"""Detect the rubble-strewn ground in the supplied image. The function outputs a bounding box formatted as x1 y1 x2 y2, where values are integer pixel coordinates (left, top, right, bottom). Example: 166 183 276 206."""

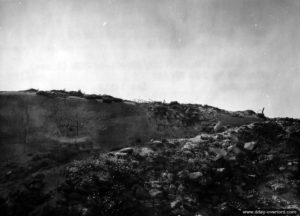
1 117 300 216
0 90 299 215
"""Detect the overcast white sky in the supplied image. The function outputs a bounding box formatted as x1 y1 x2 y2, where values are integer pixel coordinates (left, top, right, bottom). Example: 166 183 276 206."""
0 0 299 117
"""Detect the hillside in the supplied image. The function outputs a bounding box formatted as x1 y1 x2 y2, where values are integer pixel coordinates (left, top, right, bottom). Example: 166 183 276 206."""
0 90 299 216
0 90 262 163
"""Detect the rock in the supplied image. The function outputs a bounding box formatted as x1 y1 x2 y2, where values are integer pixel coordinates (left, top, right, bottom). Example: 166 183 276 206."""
131 160 140 166
150 140 164 148
138 147 154 157
69 167 79 173
188 171 203 180
170 199 181 209
228 156 236 161
81 207 89 216
209 147 227 160
181 142 197 151
214 121 223 132
178 170 189 179
217 168 225 173
162 172 174 182
148 180 162 189
233 147 241 154
228 145 241 154
119 147 134 154
94 171 111 182
6 170 12 176
115 152 128 158
269 182 288 194
183 195 197 210
189 135 203 143
244 141 257 151
177 184 185 193
149 189 163 198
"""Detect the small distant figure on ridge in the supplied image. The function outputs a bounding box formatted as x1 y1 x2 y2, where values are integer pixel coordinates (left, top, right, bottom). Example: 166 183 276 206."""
258 107 266 119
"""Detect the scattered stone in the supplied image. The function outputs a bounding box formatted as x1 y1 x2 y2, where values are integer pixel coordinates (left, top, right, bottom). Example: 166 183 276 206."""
178 170 189 179
228 156 236 161
188 172 203 180
209 147 227 160
148 180 162 189
162 172 174 182
181 142 197 151
227 145 241 154
150 140 164 149
115 152 128 158
170 199 181 209
189 135 203 143
244 141 257 151
216 168 225 173
177 184 185 193
183 195 197 210
278 166 286 171
138 147 154 157
68 167 79 173
118 147 134 154
270 183 288 194
2 110 300 216
214 121 223 132
149 189 163 198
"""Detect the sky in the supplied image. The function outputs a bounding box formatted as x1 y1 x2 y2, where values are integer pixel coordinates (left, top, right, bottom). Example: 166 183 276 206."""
0 0 299 118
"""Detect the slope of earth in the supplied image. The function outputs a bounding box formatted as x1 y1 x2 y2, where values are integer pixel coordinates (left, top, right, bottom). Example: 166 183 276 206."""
0 90 263 164
1 118 299 216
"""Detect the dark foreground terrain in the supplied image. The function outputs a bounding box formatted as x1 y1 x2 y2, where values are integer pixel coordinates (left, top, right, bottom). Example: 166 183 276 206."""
0 90 299 216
